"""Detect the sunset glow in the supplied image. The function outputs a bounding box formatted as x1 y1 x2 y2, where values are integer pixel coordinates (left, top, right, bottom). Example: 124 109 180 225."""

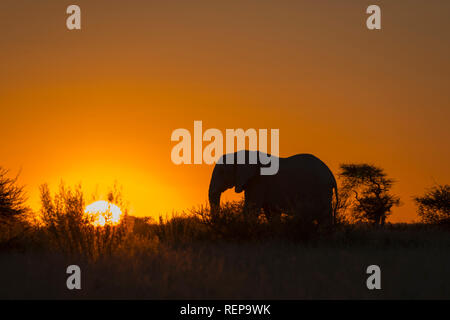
0 1 449 223
85 200 122 226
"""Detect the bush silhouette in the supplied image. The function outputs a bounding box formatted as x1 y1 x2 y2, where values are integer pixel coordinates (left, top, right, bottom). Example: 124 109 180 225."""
192 200 326 242
0 167 28 224
39 183 128 261
338 163 400 225
414 184 450 224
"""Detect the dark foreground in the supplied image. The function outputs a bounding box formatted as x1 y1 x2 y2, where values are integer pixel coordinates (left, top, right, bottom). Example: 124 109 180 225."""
1 223 449 299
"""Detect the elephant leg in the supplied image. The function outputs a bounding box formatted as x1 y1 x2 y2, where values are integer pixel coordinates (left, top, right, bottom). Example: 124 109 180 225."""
264 204 283 224
263 204 273 222
309 191 333 226
314 193 334 233
325 193 334 226
243 189 264 215
243 197 260 215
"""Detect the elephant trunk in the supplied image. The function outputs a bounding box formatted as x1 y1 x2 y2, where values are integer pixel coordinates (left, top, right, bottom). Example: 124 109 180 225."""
208 185 221 214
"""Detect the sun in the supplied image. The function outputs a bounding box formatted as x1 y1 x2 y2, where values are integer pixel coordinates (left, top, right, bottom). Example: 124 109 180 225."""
84 200 122 226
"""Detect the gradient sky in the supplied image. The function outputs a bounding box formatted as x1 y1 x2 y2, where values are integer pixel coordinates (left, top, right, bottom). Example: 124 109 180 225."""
1 1 449 222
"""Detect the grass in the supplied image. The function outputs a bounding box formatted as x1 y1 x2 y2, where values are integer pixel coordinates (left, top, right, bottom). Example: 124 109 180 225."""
1 198 450 299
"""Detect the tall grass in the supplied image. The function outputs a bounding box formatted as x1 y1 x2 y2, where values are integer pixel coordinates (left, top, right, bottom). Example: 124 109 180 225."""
38 184 129 261
2 188 450 298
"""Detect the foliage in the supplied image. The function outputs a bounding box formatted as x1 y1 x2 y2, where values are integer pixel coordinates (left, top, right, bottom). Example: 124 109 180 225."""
3 187 450 299
339 163 400 225
0 167 29 224
193 200 328 242
414 184 450 224
3 221 450 299
155 213 208 245
334 185 352 225
195 201 264 241
39 183 128 261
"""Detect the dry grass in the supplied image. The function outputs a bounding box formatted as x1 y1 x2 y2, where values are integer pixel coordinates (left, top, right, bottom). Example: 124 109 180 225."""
1 195 450 299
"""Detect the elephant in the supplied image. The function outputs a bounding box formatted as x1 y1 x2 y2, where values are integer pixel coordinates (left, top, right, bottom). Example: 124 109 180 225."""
208 150 338 225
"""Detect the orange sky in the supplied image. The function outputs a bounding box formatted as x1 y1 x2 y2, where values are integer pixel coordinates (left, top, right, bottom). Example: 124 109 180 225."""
1 1 449 222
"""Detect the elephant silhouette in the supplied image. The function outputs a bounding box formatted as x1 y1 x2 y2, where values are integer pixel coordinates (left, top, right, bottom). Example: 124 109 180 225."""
208 150 338 225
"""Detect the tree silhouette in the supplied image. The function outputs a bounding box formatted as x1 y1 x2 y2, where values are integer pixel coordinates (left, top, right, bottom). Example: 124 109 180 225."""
414 184 450 224
0 167 28 224
339 164 400 225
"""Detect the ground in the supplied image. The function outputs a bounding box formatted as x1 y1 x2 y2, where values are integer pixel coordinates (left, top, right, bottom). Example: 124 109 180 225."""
1 222 449 299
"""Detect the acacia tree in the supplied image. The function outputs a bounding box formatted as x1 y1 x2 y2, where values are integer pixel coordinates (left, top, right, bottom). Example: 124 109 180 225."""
414 184 450 224
0 167 28 224
339 164 400 225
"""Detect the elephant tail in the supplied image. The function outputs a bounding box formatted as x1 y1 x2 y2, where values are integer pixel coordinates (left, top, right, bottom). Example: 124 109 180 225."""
332 178 338 225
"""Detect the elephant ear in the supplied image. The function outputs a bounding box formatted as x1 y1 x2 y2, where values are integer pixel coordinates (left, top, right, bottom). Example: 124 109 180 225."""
235 163 259 193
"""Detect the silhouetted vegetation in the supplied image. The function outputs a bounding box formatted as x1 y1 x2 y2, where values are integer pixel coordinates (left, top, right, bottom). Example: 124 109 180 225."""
2 202 450 298
0 172 450 298
415 184 450 225
338 164 400 225
39 183 129 261
195 199 328 242
0 167 28 224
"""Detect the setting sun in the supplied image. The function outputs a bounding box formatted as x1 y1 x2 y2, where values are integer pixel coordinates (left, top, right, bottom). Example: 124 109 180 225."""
85 200 122 226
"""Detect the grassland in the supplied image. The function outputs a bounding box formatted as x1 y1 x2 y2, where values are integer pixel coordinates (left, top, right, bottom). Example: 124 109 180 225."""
1 204 450 299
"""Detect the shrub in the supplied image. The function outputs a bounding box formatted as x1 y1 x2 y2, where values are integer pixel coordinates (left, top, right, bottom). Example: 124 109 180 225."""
39 183 128 261
414 184 450 225
155 213 208 246
193 200 327 242
0 167 28 224
338 163 400 225
194 201 268 241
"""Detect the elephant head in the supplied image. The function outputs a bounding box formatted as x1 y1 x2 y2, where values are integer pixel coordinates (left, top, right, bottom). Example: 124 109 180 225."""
208 151 261 211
